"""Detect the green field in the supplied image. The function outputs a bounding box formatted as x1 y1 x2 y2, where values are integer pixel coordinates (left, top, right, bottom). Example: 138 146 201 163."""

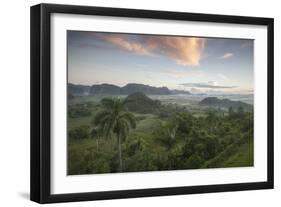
67 93 254 175
222 141 254 167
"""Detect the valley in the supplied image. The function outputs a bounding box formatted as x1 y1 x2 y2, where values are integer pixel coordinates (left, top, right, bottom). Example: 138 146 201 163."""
67 86 254 175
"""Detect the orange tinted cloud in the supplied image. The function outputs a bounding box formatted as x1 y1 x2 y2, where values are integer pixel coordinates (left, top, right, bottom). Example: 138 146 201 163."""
102 34 153 56
101 34 205 66
147 36 205 66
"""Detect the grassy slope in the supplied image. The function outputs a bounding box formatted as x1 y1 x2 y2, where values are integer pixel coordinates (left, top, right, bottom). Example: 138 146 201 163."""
202 140 253 168
222 140 253 167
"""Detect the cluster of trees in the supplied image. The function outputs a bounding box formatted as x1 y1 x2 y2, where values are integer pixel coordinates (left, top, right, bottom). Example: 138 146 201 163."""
68 103 92 118
68 97 253 175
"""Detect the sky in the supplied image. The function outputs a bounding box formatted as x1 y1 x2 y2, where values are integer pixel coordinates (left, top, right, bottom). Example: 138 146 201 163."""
67 31 254 94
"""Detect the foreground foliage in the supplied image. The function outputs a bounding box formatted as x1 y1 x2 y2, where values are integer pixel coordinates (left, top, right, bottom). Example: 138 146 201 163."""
68 94 253 175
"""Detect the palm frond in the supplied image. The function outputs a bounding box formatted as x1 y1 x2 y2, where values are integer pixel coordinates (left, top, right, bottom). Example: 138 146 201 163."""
93 110 111 125
97 116 114 138
120 112 136 129
104 118 116 138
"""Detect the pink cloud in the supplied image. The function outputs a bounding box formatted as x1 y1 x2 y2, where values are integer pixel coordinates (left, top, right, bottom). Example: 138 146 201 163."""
101 34 153 56
100 34 206 66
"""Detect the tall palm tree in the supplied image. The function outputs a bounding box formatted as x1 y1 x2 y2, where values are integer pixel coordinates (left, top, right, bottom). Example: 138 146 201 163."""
93 97 136 172
90 126 102 151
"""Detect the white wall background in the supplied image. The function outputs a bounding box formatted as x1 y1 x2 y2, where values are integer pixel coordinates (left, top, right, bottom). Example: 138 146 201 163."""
0 0 279 206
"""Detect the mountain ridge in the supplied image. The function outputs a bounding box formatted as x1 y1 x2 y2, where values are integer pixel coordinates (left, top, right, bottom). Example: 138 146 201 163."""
68 83 191 96
199 97 253 111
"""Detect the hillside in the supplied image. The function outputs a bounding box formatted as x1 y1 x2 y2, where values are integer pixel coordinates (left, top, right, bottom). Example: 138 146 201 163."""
90 84 121 95
199 97 253 111
124 92 160 113
222 141 254 167
202 140 253 168
68 83 90 95
122 83 170 95
68 83 190 96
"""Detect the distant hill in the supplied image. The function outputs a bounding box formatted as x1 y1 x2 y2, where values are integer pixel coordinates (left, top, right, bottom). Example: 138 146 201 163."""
68 83 190 96
90 84 121 95
199 97 253 111
124 92 160 113
68 83 90 96
121 83 171 95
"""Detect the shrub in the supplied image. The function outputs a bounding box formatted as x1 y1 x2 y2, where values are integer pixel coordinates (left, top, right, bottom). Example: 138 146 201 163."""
68 125 90 140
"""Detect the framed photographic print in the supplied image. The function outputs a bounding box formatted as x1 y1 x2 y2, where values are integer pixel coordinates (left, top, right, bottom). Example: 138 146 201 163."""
30 3 274 203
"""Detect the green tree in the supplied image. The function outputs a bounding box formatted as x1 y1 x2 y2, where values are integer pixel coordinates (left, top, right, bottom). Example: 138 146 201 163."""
184 153 204 169
90 126 102 151
237 106 244 117
205 110 218 133
157 121 178 150
228 106 234 116
175 112 193 134
156 121 179 169
68 125 90 140
93 98 136 172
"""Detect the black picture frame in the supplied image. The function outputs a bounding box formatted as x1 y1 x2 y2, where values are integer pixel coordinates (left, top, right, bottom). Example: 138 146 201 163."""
30 3 274 204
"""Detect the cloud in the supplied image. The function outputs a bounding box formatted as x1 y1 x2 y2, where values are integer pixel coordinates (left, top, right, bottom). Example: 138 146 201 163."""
179 82 237 89
102 34 153 56
207 81 217 86
99 34 206 66
220 53 233 59
145 36 206 66
190 87 202 93
217 73 229 81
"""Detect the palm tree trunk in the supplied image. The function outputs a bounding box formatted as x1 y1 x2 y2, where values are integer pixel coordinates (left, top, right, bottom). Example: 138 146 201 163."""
117 133 123 172
96 138 99 151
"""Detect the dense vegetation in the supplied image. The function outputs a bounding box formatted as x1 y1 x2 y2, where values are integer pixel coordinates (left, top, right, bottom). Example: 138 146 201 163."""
67 92 253 175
